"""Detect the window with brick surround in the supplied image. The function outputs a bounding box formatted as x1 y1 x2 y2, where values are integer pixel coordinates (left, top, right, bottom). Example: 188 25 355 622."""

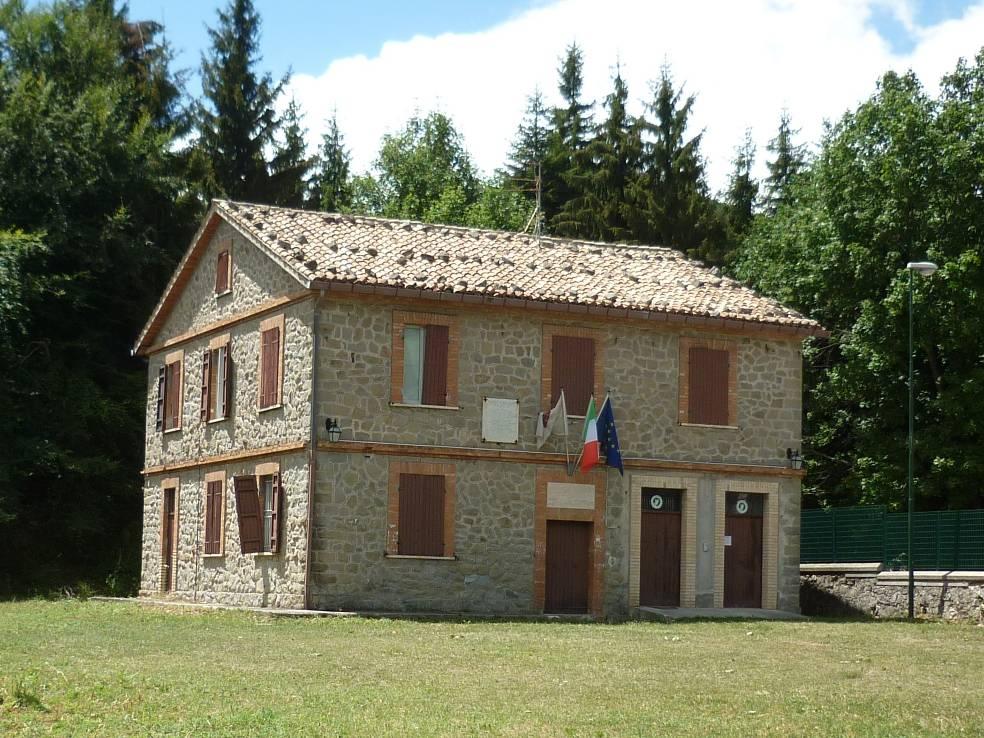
390 312 459 407
214 246 231 295
258 315 284 410
678 337 738 427
386 461 456 558
157 351 183 432
541 326 604 417
233 467 281 555
200 337 232 422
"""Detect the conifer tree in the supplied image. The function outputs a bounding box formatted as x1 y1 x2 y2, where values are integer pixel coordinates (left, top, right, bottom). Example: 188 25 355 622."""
268 98 310 208
197 0 288 202
506 89 549 200
544 43 593 237
725 129 758 237
764 110 807 212
309 113 353 212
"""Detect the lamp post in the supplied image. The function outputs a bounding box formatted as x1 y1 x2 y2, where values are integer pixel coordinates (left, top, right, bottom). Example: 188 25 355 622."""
905 261 937 620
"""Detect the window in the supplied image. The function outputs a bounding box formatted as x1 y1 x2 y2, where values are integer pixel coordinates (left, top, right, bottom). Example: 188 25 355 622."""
200 337 232 422
678 337 738 427
233 469 281 554
258 315 284 410
215 246 231 295
390 311 458 407
203 472 225 556
156 351 183 432
542 326 603 417
386 461 455 558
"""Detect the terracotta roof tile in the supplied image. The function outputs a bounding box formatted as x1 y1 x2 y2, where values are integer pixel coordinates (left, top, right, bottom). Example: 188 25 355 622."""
216 199 822 333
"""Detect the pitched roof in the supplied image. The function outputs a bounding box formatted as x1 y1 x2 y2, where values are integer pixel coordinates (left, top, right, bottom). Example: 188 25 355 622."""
134 199 823 354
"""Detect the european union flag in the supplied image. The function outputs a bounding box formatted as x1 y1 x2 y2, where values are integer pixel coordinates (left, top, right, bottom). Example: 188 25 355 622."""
597 396 623 475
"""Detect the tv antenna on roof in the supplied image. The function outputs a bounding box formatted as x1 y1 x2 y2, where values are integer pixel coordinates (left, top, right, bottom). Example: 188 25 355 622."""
521 162 544 239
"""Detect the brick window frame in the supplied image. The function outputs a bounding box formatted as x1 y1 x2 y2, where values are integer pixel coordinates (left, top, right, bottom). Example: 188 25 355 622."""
158 349 184 433
258 314 285 410
389 310 460 408
201 333 232 423
203 470 226 557
214 240 232 296
541 325 605 417
678 336 739 428
385 460 456 559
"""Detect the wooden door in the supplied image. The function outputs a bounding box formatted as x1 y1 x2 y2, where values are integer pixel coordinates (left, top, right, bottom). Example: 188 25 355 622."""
640 489 682 606
724 492 763 608
162 488 176 593
545 520 591 613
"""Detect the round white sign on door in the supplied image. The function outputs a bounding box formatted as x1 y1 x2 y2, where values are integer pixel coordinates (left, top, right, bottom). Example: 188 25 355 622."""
650 494 664 510
736 499 749 515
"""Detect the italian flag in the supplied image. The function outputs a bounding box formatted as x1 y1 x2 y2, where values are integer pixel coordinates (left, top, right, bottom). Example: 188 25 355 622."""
578 396 599 473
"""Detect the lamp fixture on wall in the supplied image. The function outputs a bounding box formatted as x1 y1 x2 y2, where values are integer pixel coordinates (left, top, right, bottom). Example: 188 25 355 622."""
786 448 804 470
325 417 342 443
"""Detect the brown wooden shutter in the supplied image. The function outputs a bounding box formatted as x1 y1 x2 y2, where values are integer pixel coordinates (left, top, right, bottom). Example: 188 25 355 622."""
155 366 166 432
200 350 211 422
233 475 263 554
551 336 595 415
421 324 449 406
215 250 229 293
269 472 283 554
688 347 730 426
259 328 279 408
204 480 222 555
165 361 181 430
397 473 445 557
221 345 232 418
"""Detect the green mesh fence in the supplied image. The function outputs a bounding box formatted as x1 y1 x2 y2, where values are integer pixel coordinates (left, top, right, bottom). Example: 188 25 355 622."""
801 506 984 570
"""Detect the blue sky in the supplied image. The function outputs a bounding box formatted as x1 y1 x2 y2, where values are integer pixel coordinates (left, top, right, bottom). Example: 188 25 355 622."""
115 0 984 189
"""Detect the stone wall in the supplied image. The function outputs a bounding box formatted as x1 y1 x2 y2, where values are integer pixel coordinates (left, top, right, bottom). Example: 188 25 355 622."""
315 298 803 465
139 452 309 608
801 566 984 622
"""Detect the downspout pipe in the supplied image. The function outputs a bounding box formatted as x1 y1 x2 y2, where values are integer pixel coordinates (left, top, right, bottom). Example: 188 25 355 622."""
303 290 323 610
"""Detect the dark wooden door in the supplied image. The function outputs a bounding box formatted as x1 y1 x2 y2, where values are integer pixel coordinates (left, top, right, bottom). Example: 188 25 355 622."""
639 489 682 606
545 520 591 613
724 493 763 608
162 488 176 592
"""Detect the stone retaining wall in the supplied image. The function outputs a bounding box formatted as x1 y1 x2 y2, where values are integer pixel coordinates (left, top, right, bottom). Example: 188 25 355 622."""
801 564 984 621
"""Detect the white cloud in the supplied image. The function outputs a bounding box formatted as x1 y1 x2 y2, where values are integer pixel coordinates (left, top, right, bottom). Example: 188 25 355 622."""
286 0 984 194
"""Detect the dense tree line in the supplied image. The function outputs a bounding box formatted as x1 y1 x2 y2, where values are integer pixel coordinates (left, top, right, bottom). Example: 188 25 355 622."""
0 0 980 594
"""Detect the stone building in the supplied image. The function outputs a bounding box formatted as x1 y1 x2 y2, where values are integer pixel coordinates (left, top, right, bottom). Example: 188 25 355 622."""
134 200 824 618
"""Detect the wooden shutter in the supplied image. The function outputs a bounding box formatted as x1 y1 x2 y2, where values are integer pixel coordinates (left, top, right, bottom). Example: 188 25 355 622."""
234 475 263 554
165 361 181 430
204 480 222 555
269 472 283 554
155 366 166 432
200 350 211 422
421 324 449 406
397 473 445 557
259 327 280 408
221 345 232 419
551 336 595 415
215 250 229 293
688 347 730 426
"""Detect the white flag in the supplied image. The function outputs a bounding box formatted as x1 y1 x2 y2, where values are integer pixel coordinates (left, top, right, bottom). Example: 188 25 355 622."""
536 390 568 449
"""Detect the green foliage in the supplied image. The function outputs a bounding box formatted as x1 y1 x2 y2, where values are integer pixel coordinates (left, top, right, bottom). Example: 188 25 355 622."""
724 129 758 239
763 110 808 213
735 52 984 509
505 88 548 196
309 113 353 212
0 0 197 595
268 98 310 208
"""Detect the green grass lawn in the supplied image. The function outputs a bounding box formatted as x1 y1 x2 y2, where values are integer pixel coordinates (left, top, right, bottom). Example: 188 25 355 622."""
1 601 982 737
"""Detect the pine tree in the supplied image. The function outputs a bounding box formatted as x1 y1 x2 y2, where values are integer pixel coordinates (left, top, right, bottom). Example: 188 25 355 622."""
267 99 310 208
506 89 549 199
197 0 288 202
309 113 353 212
582 65 643 242
633 66 709 251
725 129 758 237
544 43 593 237
764 110 807 212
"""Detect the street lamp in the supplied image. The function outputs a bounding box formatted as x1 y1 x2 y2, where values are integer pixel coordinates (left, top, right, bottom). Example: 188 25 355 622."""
905 261 937 620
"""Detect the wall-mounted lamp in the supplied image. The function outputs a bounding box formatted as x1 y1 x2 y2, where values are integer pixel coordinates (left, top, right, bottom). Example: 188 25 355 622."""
325 417 342 443
786 448 804 470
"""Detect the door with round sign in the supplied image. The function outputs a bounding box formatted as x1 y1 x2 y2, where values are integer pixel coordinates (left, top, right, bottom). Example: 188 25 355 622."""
724 492 764 607
639 488 682 607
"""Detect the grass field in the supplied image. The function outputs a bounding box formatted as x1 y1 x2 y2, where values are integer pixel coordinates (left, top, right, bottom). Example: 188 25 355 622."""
1 601 982 737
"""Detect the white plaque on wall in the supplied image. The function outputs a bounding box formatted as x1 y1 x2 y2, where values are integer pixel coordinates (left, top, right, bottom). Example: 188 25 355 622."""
482 397 519 444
